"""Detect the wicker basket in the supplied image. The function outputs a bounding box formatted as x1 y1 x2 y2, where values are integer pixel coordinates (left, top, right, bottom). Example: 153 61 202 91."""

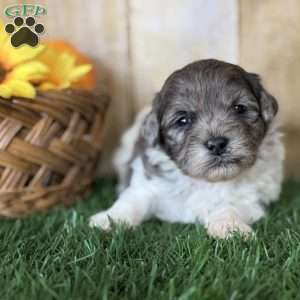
0 88 109 217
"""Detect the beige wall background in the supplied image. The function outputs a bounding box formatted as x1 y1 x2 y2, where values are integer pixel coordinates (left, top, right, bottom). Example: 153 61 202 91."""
1 0 299 177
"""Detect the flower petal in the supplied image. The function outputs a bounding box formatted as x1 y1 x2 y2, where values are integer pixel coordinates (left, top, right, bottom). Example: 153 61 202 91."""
0 20 9 49
37 41 94 90
69 64 92 82
9 61 49 81
0 84 12 98
5 79 36 98
6 44 46 67
39 82 56 90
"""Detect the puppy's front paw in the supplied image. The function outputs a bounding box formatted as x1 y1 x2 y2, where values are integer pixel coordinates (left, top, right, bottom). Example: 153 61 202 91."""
207 218 253 239
89 212 112 230
89 210 137 230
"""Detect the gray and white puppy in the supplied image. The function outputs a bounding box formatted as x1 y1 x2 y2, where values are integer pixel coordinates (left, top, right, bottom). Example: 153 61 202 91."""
90 59 284 239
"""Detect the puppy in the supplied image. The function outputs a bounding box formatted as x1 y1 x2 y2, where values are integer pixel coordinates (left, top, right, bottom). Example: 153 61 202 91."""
90 59 285 239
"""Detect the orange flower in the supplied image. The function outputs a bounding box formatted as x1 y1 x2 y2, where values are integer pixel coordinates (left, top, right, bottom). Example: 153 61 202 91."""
37 40 96 91
46 40 96 90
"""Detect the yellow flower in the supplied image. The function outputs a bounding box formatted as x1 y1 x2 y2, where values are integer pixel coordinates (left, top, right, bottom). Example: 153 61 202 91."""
0 20 48 99
37 40 93 90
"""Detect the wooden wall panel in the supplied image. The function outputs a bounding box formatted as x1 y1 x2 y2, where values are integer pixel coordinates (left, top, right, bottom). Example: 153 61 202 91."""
129 0 239 111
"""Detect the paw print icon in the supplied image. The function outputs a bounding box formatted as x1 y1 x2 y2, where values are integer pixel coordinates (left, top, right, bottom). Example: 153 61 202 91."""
5 16 44 47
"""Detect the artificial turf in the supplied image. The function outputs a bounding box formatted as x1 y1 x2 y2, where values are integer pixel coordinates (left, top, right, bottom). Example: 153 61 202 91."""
1 179 300 300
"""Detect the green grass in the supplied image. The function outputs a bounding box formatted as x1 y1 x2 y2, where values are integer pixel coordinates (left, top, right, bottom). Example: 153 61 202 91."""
1 179 300 300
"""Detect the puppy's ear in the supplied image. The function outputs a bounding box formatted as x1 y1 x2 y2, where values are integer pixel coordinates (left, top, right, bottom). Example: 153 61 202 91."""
246 73 278 124
140 94 160 147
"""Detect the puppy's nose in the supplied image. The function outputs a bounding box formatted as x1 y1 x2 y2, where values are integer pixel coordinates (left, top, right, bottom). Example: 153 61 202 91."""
205 137 229 155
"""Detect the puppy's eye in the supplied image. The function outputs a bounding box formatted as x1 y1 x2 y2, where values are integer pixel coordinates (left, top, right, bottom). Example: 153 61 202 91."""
174 112 193 127
176 116 189 126
233 104 248 114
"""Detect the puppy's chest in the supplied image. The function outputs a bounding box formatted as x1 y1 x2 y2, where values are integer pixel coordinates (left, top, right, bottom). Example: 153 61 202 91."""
152 169 235 223
135 148 256 223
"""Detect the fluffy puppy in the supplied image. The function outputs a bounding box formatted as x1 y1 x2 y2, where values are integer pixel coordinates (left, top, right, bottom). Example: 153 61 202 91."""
90 59 285 239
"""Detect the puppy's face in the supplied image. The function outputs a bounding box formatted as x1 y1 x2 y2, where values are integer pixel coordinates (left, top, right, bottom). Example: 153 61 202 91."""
143 59 278 181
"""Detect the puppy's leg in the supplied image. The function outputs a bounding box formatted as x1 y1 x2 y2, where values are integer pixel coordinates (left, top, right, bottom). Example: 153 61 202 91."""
206 207 254 239
89 186 155 230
